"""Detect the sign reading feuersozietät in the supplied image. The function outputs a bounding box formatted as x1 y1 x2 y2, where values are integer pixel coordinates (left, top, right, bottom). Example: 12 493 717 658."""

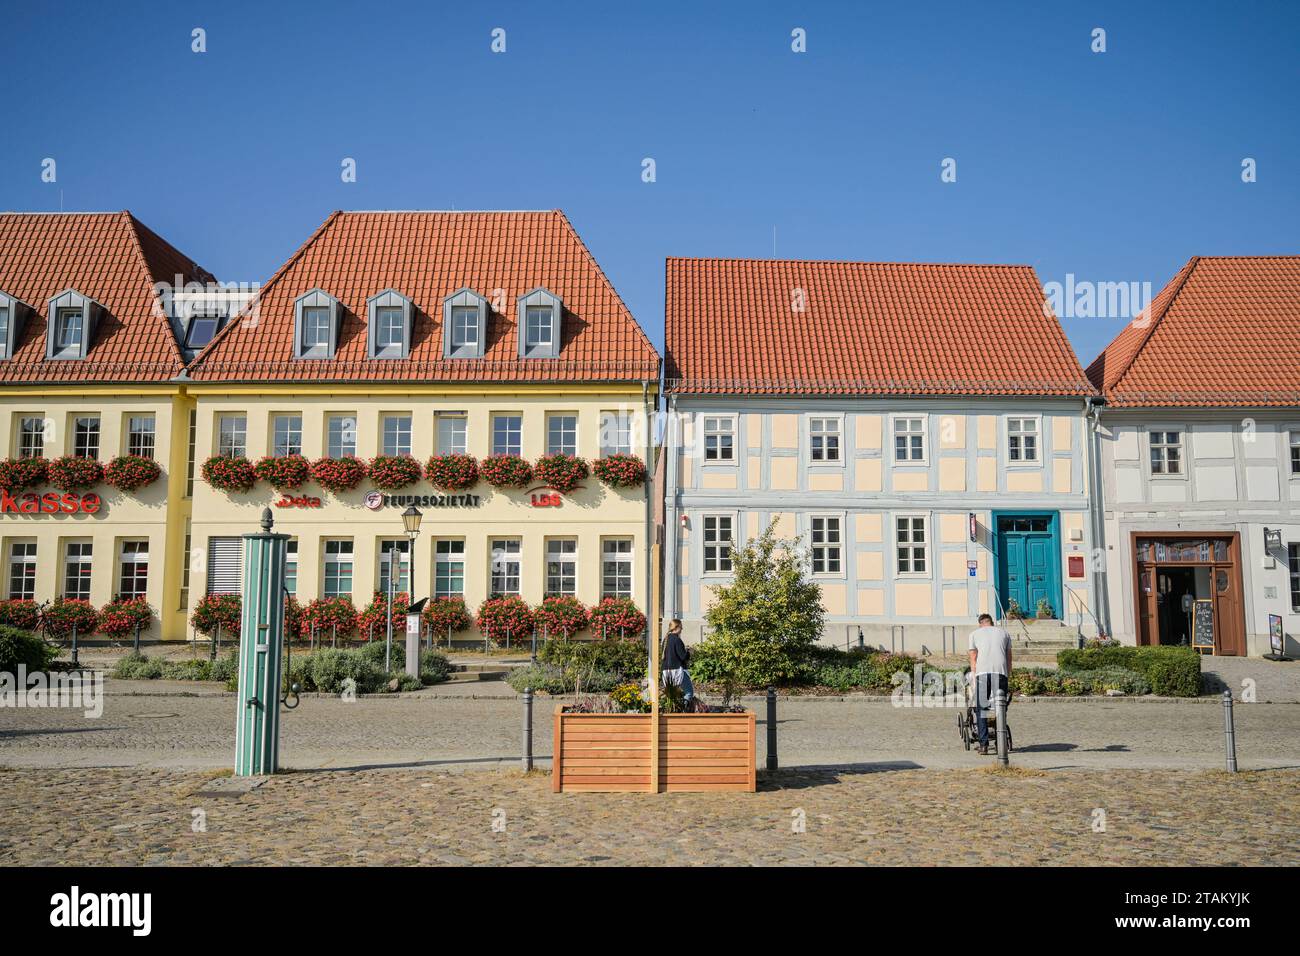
363 491 481 511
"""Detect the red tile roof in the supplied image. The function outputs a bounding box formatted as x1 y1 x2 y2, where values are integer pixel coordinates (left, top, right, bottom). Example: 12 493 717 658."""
189 210 659 383
0 212 212 384
1087 256 1300 408
664 258 1094 397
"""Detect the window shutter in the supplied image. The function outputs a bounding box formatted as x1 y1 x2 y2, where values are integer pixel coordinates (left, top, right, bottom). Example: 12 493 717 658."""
206 537 243 594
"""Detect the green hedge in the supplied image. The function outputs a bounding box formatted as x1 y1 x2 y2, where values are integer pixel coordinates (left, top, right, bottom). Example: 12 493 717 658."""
112 651 239 682
506 661 621 694
1056 645 1201 697
1011 665 1151 697
0 626 58 673
538 637 646 684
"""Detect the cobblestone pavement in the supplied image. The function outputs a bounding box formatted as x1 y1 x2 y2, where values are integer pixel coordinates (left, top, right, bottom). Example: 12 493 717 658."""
2 683 1297 772
0 765 1295 866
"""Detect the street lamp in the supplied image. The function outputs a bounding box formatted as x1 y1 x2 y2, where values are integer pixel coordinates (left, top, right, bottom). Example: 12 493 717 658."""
402 505 423 600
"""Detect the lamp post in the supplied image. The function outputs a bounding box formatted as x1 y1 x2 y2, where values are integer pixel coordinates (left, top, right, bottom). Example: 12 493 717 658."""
401 506 424 676
402 505 423 603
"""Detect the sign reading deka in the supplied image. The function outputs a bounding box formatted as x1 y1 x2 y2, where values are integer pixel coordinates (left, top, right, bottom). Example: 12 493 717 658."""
1 491 102 515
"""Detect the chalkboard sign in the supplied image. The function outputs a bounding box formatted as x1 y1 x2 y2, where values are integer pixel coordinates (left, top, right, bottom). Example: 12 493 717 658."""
1192 599 1215 649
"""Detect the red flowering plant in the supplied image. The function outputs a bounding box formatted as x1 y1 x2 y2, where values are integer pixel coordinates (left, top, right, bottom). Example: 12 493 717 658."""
48 455 104 492
284 594 306 642
533 595 590 639
588 597 647 639
302 596 359 641
422 596 472 634
40 598 98 638
0 457 48 492
592 454 647 488
368 455 421 490
424 454 479 491
104 455 162 492
255 454 311 491
532 454 589 494
357 591 410 640
202 456 258 493
98 597 153 639
0 599 41 631
477 595 535 646
191 593 242 638
478 454 533 489
311 456 366 493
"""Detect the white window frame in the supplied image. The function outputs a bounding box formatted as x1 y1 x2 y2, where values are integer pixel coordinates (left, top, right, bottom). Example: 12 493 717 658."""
377 539 411 597
127 415 157 459
702 414 737 464
892 414 928 465
323 539 354 598
302 306 331 351
489 538 522 596
72 415 100 459
807 415 843 466
436 412 468 455
63 539 93 602
374 306 404 349
1289 542 1300 612
894 513 931 578
546 413 578 457
434 539 465 598
7 541 37 600
1147 426 1186 479
17 415 44 459
525 306 554 349
1005 415 1041 466
218 414 247 458
701 513 737 575
382 414 412 457
1288 429 1300 478
600 410 635 457
492 414 523 457
450 305 480 351
327 414 358 459
285 539 298 596
118 540 150 601
271 414 302 457
808 513 845 577
601 537 634 600
544 538 577 597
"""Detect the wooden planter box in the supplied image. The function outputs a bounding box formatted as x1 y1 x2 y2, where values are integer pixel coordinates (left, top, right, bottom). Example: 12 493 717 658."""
552 707 756 793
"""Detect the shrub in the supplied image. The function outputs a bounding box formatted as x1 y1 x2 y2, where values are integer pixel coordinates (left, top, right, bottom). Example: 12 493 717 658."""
112 653 164 680
540 637 646 684
1143 653 1202 698
47 455 103 491
506 662 620 695
306 648 386 694
0 457 48 492
418 649 452 685
284 595 306 642
422 596 472 634
104 454 162 491
0 599 40 631
202 456 257 493
1057 645 1201 697
0 625 58 673
592 454 646 488
610 682 650 713
97 597 153 639
479 454 533 489
254 454 311 490
477 595 534 645
41 599 98 638
533 595 589 639
532 454 588 493
211 650 239 685
302 595 359 641
368 455 421 490
191 593 241 638
424 454 479 490
310 456 367 493
587 597 646 639
357 591 409 640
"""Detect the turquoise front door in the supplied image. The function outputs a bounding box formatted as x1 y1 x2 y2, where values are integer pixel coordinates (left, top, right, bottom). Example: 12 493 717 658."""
995 514 1060 619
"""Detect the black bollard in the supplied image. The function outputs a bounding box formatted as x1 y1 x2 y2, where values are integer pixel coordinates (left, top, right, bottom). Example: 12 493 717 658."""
996 690 1009 766
1223 690 1238 773
766 687 777 770
71 625 79 668
211 622 220 662
133 623 141 656
522 687 534 772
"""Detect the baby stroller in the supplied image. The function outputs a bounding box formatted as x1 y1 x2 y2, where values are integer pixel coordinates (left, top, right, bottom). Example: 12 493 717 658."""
956 671 1012 753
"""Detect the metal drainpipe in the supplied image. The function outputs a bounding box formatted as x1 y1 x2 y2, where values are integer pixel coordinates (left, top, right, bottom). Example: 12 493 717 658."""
663 392 677 623
643 381 655 663
1085 397 1113 636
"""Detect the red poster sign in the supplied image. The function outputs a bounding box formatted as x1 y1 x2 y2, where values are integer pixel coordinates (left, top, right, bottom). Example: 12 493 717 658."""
1068 554 1085 579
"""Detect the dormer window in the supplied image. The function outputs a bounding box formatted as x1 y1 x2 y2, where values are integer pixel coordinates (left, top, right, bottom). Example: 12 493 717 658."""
293 289 341 360
517 288 562 359
45 289 101 361
442 288 488 359
366 290 412 359
0 290 31 358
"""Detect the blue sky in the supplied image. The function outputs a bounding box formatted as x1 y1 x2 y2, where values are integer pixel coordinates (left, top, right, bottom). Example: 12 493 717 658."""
2 0 1297 367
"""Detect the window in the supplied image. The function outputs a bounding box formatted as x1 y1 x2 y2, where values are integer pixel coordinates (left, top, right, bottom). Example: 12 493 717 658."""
179 528 191 610
547 414 577 456
382 415 412 457
18 416 44 458
703 515 733 573
55 308 84 352
184 314 223 350
1150 431 1183 475
8 542 36 600
703 416 735 462
810 516 842 574
490 539 521 595
323 540 354 597
272 415 302 457
218 415 247 458
450 306 479 350
206 537 243 594
896 516 928 574
810 418 840 463
285 539 298 597
378 539 410 596
73 416 100 459
118 541 149 600
295 291 338 359
1290 543 1300 611
435 540 465 598
1008 417 1039 462
302 307 330 349
601 538 633 600
492 414 522 457
1290 431 1300 476
545 539 577 596
326 415 357 459
375 307 404 350
0 306 8 358
64 541 93 601
894 417 926 462
128 415 156 459
600 411 634 456
185 410 197 497
436 413 467 455
525 306 553 349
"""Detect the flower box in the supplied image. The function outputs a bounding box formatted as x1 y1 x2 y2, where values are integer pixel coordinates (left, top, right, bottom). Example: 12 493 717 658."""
368 455 421 490
592 454 646 488
255 454 311 491
0 457 48 492
48 455 104 492
104 455 162 491
552 709 756 793
311 456 367 493
532 454 588 494
479 454 533 489
425 453 479 491
202 456 258 493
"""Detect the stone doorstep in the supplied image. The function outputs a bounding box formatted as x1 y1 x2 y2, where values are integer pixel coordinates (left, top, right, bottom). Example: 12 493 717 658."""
194 775 266 798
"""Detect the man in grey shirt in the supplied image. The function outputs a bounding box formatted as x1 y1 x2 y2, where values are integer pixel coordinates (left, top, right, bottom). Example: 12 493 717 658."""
967 613 1012 755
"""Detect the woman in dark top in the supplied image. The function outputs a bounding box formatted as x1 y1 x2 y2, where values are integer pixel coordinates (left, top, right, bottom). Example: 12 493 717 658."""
661 619 694 703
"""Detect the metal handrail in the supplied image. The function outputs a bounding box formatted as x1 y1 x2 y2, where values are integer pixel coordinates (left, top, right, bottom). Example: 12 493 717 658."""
990 585 1031 642
1065 588 1105 643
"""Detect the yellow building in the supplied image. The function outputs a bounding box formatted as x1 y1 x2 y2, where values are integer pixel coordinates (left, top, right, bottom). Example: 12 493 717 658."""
0 210 660 640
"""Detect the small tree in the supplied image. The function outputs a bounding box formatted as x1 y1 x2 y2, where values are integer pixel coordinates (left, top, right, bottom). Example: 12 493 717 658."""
699 522 824 687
